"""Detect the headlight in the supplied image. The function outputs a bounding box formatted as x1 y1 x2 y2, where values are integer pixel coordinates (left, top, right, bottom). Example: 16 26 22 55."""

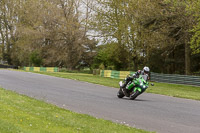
119 81 123 87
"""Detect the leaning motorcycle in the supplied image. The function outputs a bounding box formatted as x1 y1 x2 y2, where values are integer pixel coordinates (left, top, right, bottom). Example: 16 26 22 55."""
117 74 153 100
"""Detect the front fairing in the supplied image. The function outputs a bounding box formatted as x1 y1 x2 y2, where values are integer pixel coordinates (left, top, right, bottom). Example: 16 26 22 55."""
123 74 149 92
134 75 149 92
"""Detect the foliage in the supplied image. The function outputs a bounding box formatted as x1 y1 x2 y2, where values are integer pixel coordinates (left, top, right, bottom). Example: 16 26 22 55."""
93 43 130 70
128 0 195 74
1 0 200 74
188 0 200 54
0 0 97 69
29 51 43 67
91 0 200 74
190 21 200 54
91 0 134 70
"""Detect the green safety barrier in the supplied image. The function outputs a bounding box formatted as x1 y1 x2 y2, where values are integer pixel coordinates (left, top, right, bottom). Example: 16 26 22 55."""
111 70 120 79
100 70 200 86
40 67 46 72
100 70 135 79
24 67 59 72
100 70 105 77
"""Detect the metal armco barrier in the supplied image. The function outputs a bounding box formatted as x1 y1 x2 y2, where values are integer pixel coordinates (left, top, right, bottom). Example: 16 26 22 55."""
100 70 200 86
24 67 59 72
150 72 200 86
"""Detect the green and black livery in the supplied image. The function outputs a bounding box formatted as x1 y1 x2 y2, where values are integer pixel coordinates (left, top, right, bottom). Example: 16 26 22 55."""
117 74 153 100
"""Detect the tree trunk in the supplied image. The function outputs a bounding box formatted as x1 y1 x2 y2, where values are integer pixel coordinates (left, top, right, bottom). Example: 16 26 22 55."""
0 24 5 60
185 43 191 75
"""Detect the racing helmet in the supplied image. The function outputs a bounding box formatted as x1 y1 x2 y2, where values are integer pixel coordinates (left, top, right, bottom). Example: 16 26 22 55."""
143 66 150 74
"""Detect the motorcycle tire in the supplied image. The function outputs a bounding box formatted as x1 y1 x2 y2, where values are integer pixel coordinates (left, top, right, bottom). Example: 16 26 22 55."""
117 88 125 98
130 90 140 100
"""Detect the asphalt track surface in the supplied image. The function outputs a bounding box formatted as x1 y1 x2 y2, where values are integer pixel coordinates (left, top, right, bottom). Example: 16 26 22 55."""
0 70 200 133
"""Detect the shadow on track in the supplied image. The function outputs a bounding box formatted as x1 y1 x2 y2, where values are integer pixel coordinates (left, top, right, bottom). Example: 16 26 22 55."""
116 97 151 102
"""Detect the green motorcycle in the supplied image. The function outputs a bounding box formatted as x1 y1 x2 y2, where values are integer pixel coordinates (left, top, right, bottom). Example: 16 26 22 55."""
117 74 154 100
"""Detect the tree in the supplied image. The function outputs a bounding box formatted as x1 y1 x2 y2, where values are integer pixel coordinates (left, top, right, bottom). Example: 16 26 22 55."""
91 0 136 70
0 0 18 64
91 0 197 74
127 0 194 74
93 42 128 70
188 0 200 54
6 0 97 69
30 51 43 67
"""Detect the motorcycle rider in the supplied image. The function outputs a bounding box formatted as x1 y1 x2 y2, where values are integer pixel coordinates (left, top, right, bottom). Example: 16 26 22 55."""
121 66 150 96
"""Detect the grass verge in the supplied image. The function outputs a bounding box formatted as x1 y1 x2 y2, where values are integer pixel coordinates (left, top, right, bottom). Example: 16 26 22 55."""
32 71 200 101
0 88 151 133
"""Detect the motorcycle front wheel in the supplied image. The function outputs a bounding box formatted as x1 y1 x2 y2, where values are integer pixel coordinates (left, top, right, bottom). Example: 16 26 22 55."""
117 88 125 98
130 90 141 100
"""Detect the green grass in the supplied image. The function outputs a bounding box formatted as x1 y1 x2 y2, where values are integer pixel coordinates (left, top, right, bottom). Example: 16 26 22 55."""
146 82 200 100
32 71 200 101
33 72 122 88
0 88 150 133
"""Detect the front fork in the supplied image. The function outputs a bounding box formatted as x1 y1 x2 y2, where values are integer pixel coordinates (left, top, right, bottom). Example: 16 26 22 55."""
119 80 130 97
119 79 134 90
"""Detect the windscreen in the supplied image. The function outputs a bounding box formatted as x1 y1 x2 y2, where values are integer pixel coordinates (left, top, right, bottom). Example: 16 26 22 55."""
141 75 148 81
